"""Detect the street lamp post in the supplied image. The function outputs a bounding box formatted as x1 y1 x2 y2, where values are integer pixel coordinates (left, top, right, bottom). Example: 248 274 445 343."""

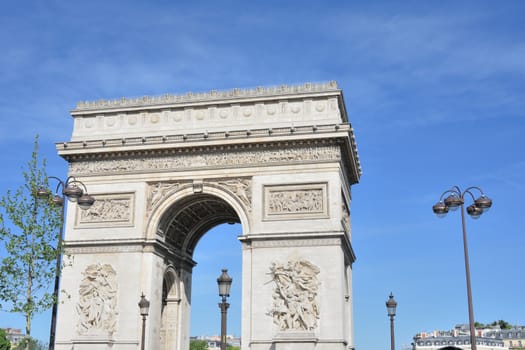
37 176 95 350
386 293 397 350
432 186 492 350
217 269 232 350
138 294 150 350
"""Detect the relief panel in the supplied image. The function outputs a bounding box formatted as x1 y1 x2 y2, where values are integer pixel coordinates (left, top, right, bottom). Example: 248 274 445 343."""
267 259 320 331
75 193 135 228
263 183 328 220
77 263 118 335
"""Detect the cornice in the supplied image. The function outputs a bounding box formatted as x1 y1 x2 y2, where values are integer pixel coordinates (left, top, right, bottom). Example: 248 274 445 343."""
64 238 196 267
57 123 362 182
73 81 340 113
239 230 356 263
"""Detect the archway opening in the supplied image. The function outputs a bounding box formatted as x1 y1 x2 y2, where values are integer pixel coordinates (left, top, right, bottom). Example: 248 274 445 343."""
158 193 241 256
156 192 243 350
190 223 242 343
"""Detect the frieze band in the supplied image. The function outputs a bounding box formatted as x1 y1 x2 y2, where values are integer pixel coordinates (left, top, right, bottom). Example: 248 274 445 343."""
68 144 341 176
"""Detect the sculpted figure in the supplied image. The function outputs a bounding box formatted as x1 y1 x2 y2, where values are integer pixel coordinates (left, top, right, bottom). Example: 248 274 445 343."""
77 263 118 335
267 259 320 331
218 179 252 208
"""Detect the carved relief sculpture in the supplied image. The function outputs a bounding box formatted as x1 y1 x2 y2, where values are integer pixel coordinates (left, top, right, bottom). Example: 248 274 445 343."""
217 178 252 210
264 183 328 220
342 200 350 235
147 182 181 213
79 196 132 224
267 189 323 214
77 264 118 335
267 259 320 331
69 145 340 176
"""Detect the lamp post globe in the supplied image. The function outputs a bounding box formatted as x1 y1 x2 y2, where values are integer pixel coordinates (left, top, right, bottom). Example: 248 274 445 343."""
386 293 397 350
432 186 492 350
217 269 232 350
138 294 150 350
37 176 95 350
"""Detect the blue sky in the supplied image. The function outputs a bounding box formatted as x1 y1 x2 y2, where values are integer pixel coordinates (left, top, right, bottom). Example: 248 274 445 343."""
1 1 524 349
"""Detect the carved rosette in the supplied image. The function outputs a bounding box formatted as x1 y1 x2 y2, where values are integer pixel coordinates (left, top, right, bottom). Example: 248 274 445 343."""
76 264 118 335
267 259 320 331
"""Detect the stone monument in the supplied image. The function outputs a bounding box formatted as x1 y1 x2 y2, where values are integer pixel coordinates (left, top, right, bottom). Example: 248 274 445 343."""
54 81 361 350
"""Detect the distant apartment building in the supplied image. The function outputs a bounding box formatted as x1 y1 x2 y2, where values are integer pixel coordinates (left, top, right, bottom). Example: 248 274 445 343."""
1 328 24 346
412 324 525 350
190 334 241 349
482 326 525 350
412 333 507 350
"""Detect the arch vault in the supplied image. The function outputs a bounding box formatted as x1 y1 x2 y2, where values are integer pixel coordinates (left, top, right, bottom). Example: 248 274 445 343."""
54 81 362 350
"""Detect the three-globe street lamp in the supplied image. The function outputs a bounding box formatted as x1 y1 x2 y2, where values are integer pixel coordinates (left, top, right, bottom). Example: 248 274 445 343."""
36 176 95 350
432 186 492 350
138 294 150 350
217 269 233 350
386 293 398 350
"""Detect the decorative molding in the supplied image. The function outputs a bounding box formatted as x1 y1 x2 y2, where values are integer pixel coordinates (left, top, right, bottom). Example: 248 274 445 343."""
65 244 147 255
76 193 134 228
264 183 328 220
68 144 341 176
193 179 203 193
250 237 341 249
146 178 251 218
75 81 339 111
77 263 118 335
267 259 320 331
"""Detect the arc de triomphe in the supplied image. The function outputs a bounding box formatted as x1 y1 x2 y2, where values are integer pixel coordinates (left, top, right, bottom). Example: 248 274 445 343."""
54 81 361 350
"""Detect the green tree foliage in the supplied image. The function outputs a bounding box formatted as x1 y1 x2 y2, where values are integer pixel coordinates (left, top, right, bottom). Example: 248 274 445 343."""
475 320 513 329
0 329 11 350
13 338 46 350
0 136 62 338
492 320 512 329
189 340 209 350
